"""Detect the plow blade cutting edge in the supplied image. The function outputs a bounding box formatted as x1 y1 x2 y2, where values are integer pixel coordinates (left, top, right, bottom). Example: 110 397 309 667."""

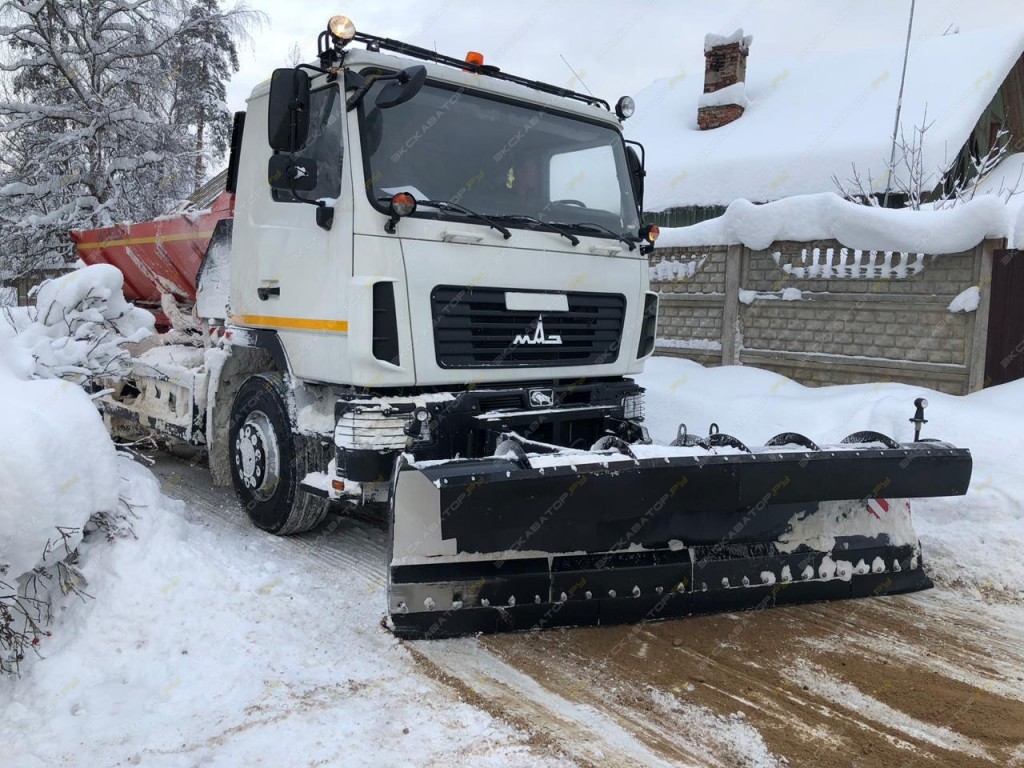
386 438 971 639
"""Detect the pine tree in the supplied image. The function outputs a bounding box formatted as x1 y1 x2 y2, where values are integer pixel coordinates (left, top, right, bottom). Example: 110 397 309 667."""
168 0 247 191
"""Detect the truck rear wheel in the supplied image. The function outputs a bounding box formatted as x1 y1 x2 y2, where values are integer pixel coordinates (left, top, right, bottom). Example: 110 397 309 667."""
228 374 330 534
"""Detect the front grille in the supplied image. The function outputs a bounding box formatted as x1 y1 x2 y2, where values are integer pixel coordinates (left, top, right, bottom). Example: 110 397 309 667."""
432 286 626 368
478 393 525 411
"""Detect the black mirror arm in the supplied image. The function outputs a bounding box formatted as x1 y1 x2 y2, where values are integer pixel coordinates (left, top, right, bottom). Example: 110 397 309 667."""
296 61 342 85
296 63 328 76
284 166 321 208
288 177 334 231
346 72 399 111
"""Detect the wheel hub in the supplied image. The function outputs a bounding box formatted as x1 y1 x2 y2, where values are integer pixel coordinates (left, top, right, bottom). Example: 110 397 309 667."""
234 410 281 501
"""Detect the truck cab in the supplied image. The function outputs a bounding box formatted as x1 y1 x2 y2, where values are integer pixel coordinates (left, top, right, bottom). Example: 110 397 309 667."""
216 19 658 529
232 42 656 389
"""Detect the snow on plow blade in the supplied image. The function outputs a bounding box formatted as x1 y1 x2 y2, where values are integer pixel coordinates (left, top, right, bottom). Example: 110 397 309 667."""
387 438 971 639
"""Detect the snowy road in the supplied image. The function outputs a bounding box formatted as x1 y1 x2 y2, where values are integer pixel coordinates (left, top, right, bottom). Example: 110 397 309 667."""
151 452 1024 768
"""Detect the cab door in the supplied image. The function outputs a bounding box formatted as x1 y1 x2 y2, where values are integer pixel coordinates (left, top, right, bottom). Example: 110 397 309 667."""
232 81 353 384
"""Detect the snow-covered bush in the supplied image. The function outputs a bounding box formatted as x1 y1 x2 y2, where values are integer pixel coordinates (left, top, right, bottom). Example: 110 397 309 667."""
0 264 153 383
0 265 149 673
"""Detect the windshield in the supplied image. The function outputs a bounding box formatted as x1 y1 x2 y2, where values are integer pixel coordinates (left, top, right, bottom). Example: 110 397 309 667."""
358 78 641 238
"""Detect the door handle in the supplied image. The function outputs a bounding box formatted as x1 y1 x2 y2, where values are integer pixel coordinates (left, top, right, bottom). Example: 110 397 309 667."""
257 286 281 301
441 230 484 244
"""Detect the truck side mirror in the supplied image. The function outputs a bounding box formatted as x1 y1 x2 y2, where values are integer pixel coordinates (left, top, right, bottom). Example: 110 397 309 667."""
626 145 645 210
268 68 311 152
375 65 427 109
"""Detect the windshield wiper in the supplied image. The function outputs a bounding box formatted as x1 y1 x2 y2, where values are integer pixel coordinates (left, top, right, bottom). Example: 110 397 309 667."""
490 214 579 246
417 200 512 239
549 221 639 251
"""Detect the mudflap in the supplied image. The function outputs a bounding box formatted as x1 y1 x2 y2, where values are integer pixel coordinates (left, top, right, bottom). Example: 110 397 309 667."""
386 444 969 639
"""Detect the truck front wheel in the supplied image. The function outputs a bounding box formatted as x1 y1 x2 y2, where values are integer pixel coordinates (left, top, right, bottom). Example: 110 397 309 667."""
228 374 330 534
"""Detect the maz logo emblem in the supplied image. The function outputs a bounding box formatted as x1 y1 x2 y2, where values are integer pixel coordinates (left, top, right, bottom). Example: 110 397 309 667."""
512 315 562 346
529 389 554 408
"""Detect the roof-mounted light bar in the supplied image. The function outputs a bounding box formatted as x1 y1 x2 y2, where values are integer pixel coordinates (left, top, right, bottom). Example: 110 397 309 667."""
316 15 610 111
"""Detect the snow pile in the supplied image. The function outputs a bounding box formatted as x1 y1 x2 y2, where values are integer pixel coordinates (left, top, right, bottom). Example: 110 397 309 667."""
703 29 753 52
638 357 1024 598
0 336 122 672
697 82 749 109
780 287 802 301
656 338 722 352
737 287 803 304
947 286 981 313
0 264 154 672
0 374 119 580
0 264 153 382
657 193 1012 252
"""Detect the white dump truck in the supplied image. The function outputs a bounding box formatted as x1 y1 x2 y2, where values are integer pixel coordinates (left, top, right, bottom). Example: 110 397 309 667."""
75 15 972 638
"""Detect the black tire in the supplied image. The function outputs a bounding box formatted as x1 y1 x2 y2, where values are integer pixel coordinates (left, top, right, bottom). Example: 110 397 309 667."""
228 373 330 534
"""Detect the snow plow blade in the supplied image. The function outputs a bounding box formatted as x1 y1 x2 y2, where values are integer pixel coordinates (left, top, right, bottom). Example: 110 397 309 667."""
387 438 971 639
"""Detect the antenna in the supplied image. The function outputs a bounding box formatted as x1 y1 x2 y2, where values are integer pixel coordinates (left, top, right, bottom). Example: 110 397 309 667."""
559 54 594 97
883 0 917 208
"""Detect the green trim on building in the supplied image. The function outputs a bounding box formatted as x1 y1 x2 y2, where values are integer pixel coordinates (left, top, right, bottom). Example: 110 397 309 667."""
644 206 727 228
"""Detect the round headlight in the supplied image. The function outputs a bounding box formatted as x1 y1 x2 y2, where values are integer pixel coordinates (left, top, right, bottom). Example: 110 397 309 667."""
328 15 356 41
615 95 636 119
390 192 417 217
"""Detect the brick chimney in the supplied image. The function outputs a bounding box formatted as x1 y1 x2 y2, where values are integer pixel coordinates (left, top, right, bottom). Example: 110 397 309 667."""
697 29 752 130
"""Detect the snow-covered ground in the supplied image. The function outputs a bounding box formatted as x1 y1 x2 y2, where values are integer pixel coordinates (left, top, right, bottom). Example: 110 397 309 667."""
0 268 557 765
2 313 1022 764
1 458 557 767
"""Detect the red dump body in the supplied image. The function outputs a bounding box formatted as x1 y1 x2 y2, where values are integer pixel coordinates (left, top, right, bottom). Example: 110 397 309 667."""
71 192 234 320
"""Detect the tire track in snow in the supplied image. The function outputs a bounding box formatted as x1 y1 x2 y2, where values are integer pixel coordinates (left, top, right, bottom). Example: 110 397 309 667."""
409 639 713 768
149 451 1024 766
150 452 387 587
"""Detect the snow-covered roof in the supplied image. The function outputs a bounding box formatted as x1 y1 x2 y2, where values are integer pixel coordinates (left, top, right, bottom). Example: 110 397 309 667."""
630 27 1024 211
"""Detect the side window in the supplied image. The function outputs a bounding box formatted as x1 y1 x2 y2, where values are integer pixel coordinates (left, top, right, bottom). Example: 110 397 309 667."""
548 145 620 213
272 86 343 203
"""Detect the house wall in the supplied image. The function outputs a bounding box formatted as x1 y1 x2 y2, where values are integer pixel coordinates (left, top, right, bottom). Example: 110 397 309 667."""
650 239 997 395
1002 54 1024 153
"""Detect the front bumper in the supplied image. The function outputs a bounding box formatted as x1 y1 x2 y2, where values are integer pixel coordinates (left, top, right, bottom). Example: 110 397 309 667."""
333 379 645 483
